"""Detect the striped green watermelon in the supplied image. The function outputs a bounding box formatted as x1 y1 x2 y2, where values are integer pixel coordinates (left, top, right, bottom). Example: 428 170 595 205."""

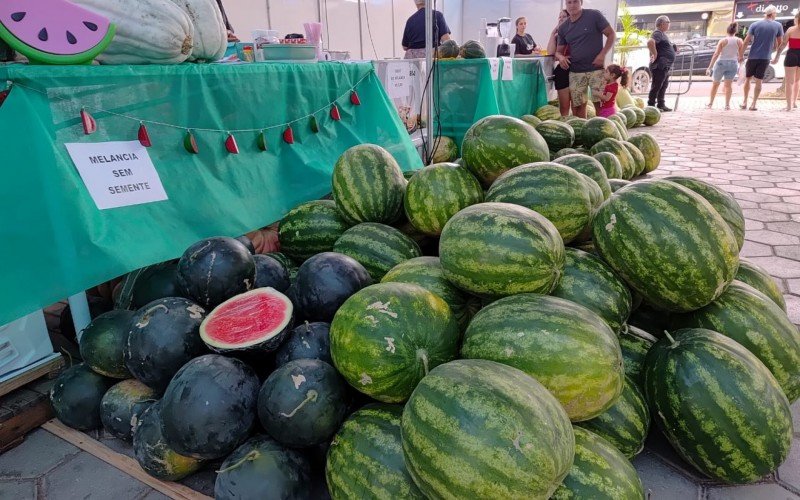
461 294 624 421
586 101 597 118
521 114 542 127
381 257 480 330
439 203 565 297
592 180 739 312
593 151 624 180
332 144 407 224
459 40 486 58
403 163 484 236
620 108 637 128
627 133 661 174
326 404 423 499
485 163 594 244
735 258 786 310
401 359 574 499
279 200 351 262
609 178 631 192
580 173 604 212
553 154 612 199
621 141 646 177
552 427 645 499
333 223 421 281
535 104 562 121
590 138 636 179
430 137 458 163
581 117 621 148
329 283 459 403
565 117 587 146
643 106 661 126
609 115 629 140
461 115 550 187
672 281 800 402
631 107 646 127
555 148 581 158
618 324 658 386
536 120 575 153
551 248 632 332
664 176 745 251
644 328 793 483
577 377 650 459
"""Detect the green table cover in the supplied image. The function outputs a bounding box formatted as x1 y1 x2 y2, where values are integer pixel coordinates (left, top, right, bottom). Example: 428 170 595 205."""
0 61 422 326
434 58 548 146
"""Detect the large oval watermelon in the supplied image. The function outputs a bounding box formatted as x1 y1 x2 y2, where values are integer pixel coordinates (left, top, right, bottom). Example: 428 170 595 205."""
330 282 459 403
403 162 484 236
590 138 636 179
294 252 373 322
332 144 407 225
593 151 624 179
620 107 638 128
439 203 565 297
621 141 646 177
618 324 658 386
461 294 624 421
50 364 115 431
326 404 423 500
430 136 459 163
133 402 203 481
581 117 621 148
485 163 594 244
672 281 800 402
126 261 181 309
552 154 612 199
592 180 739 312
643 106 661 126
100 379 157 441
79 310 136 379
176 237 255 309
401 359 574 499
278 200 351 262
536 119 575 153
609 178 632 192
333 223 422 281
534 104 562 121
735 258 786 310
644 328 793 483
461 115 550 187
565 117 587 146
627 133 661 174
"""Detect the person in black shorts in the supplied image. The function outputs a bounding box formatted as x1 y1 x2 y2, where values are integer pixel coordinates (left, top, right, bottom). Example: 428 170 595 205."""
547 9 571 116
739 5 783 110
772 11 800 110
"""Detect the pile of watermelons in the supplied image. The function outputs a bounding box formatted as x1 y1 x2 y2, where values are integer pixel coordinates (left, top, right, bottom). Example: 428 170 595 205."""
50 109 798 499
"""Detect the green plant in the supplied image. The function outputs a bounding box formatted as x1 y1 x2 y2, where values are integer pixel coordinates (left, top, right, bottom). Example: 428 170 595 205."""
616 2 651 68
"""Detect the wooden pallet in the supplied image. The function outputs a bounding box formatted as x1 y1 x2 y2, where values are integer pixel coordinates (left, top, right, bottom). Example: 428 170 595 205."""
0 354 64 398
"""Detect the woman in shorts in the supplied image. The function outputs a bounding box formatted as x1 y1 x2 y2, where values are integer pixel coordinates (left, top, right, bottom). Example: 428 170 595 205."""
773 12 800 111
705 23 743 110
547 9 571 116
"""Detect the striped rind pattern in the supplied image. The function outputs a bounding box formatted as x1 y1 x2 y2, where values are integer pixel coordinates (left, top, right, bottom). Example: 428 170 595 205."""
401 359 574 500
664 176 745 251
404 163 484 236
461 115 550 187
553 154 612 199
735 258 786 310
332 144 407 225
333 223 422 281
590 138 636 179
485 163 594 243
430 137 459 163
609 115 629 140
643 106 661 125
535 105 562 121
593 151 624 179
536 120 575 152
551 427 645 500
326 404 423 500
581 117 622 148
672 281 800 402
381 256 480 330
627 133 661 174
643 328 793 484
591 179 739 312
439 202 565 297
621 141 646 177
619 324 658 386
329 283 459 403
609 178 632 192
550 248 633 332
577 377 651 459
461 293 624 421
278 200 351 261
565 117 587 146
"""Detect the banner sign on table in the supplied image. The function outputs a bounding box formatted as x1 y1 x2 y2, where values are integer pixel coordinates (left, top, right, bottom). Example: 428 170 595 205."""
65 141 168 210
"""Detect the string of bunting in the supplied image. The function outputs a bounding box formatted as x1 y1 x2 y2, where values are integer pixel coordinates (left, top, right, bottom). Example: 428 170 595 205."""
1 72 368 155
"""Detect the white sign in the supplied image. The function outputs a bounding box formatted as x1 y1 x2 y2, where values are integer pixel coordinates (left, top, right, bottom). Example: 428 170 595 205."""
65 141 168 210
501 57 514 81
489 58 500 80
386 62 413 99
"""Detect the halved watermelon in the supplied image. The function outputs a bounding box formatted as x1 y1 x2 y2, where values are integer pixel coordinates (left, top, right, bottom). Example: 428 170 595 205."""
200 288 294 352
0 0 116 65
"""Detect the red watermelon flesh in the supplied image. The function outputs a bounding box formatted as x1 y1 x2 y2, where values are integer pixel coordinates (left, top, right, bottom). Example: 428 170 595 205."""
0 0 112 55
200 288 293 352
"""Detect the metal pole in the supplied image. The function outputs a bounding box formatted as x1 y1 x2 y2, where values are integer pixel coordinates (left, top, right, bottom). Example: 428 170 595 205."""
68 291 91 341
425 0 434 160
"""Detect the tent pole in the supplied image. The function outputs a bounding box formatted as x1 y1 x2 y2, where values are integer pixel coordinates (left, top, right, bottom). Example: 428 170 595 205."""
425 0 434 163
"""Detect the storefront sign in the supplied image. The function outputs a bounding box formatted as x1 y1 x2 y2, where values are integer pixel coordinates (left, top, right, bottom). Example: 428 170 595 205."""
65 141 168 210
735 0 799 20
385 62 413 99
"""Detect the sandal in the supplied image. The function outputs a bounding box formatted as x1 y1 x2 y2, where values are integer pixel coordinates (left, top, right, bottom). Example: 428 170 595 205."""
705 103 713 109
739 104 747 110
749 106 757 111
724 105 731 110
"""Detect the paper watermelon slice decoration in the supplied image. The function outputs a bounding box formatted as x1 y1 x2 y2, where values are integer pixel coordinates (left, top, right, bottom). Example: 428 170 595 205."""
0 0 115 65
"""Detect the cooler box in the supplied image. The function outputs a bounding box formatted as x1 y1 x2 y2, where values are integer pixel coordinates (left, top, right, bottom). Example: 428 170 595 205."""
0 310 55 379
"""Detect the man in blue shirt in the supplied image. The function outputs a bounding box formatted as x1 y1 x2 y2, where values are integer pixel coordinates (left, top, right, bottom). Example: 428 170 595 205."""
402 0 451 59
739 5 784 110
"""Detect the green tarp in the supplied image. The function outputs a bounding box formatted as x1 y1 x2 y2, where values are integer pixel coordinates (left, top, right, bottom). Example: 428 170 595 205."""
0 61 422 326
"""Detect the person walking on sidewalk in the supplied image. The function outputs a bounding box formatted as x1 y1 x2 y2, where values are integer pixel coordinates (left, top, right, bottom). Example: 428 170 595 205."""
705 23 744 110
556 0 616 118
772 11 800 111
647 16 677 112
739 5 784 111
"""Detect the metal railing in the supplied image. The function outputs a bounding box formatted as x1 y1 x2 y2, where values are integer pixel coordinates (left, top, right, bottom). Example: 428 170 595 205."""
615 43 695 111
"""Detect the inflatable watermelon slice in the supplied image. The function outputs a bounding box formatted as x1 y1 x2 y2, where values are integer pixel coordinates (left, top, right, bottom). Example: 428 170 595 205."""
0 0 115 65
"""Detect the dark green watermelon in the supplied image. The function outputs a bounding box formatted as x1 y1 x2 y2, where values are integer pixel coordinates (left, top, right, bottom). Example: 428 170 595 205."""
160 354 260 460
177 236 255 308
132 402 203 481
214 435 312 500
100 379 157 441
123 261 182 310
50 364 115 431
235 234 256 254
124 297 208 392
79 310 136 379
274 321 332 368
257 359 348 448
294 252 373 322
253 254 291 292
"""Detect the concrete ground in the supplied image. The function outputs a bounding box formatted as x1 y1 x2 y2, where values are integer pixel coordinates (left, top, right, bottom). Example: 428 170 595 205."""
1 92 800 499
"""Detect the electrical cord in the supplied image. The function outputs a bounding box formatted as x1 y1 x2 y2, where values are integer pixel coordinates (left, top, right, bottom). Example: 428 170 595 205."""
362 0 379 60
417 0 444 165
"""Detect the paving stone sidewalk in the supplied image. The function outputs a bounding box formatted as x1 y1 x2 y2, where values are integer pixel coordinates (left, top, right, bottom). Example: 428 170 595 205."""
1 95 800 499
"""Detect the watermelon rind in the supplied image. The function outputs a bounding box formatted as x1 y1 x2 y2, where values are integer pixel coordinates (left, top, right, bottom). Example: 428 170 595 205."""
618 324 658 387
735 258 786 311
581 117 621 148
0 15 116 65
553 154 612 200
279 200 351 262
100 379 157 441
627 133 662 174
333 222 422 281
79 309 136 379
590 138 636 179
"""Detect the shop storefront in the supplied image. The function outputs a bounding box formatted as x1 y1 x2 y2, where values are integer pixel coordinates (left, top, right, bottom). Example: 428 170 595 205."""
734 0 800 32
625 0 733 40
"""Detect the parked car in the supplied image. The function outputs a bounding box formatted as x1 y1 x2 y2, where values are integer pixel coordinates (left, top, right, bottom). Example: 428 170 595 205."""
613 33 652 94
